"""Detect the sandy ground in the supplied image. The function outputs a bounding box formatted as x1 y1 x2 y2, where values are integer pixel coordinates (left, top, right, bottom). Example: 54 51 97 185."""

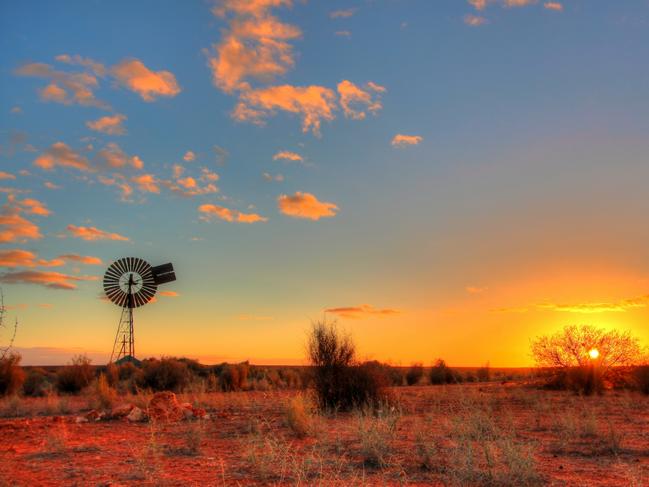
0 384 647 486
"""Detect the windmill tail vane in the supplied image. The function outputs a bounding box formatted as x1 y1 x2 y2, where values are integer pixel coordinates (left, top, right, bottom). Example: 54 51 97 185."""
103 257 177 363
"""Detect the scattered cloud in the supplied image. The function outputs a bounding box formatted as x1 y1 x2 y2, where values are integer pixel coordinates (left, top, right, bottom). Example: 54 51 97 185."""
44 182 62 190
131 173 160 193
544 2 563 11
325 304 400 319
111 59 181 101
19 198 51 216
273 150 303 163
277 191 339 220
0 270 98 290
0 172 15 180
58 254 102 265
0 197 43 243
65 224 129 241
391 134 423 147
464 14 488 26
10 106 22 114
503 0 536 7
159 290 179 297
199 204 268 223
329 8 357 19
0 249 63 268
263 172 284 182
183 150 196 162
55 54 106 77
537 295 649 313
337 80 385 120
86 114 127 135
33 142 91 171
468 0 488 10
94 142 143 170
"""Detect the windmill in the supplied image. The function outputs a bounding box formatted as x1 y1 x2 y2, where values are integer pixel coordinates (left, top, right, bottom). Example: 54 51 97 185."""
103 257 176 363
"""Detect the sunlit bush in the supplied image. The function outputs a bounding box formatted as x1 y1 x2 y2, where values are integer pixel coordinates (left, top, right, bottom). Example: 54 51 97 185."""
0 353 25 396
56 355 94 394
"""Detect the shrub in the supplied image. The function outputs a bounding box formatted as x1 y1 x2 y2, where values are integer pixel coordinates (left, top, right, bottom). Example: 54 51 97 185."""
140 357 191 392
56 355 95 394
94 373 117 409
632 365 649 394
0 353 25 396
23 367 53 397
531 324 642 394
477 362 491 382
285 394 311 438
307 320 390 411
406 362 424 386
218 362 249 391
430 359 457 385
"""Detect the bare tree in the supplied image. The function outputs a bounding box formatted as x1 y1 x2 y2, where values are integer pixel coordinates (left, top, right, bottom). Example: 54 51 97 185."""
0 288 18 360
531 324 642 378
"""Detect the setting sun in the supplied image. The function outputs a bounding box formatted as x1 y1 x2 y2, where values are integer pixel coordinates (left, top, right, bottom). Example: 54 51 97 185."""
589 348 600 360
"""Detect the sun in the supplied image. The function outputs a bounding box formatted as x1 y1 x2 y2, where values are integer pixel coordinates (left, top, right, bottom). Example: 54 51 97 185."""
588 348 600 359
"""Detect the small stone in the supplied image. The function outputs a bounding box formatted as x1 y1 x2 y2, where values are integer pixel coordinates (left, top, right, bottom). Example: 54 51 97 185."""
127 406 147 422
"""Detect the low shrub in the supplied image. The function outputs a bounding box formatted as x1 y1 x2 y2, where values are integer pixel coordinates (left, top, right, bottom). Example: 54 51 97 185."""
430 359 458 385
23 367 53 397
0 353 25 396
140 357 191 392
633 365 649 394
285 394 311 438
406 362 424 386
56 355 95 394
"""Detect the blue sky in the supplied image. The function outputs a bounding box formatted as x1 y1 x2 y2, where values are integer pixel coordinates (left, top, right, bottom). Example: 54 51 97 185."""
1 0 648 366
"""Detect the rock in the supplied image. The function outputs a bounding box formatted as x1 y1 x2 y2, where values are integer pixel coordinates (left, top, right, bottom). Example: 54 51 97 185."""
148 391 183 422
111 403 134 419
85 410 105 422
75 416 89 424
126 406 147 422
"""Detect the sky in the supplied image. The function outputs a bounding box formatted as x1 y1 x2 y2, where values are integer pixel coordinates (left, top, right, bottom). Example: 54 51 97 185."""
1 0 648 367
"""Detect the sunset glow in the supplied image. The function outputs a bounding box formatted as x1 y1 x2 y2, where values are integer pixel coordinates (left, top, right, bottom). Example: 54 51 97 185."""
1 1 648 367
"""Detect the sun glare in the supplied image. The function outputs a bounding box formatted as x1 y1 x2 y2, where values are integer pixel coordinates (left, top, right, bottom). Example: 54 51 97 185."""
588 348 600 359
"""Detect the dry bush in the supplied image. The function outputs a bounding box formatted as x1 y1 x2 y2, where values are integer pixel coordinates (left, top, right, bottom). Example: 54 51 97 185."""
429 359 458 385
23 367 54 397
307 320 391 412
56 355 94 393
88 373 117 409
140 357 191 392
531 324 642 394
406 362 424 386
632 365 649 394
217 362 249 391
285 394 311 438
0 352 25 396
477 362 491 382
356 406 400 468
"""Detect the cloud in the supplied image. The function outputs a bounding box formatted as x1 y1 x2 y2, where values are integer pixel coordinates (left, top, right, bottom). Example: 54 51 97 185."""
94 142 143 170
33 142 91 171
131 173 160 193
44 182 61 190
199 204 268 223
0 270 98 290
65 224 129 241
0 197 42 243
0 249 63 268
273 150 303 162
10 106 22 114
329 8 357 19
263 172 284 182
183 151 196 162
537 295 649 314
86 114 127 135
206 1 301 93
391 134 423 147
200 168 219 182
0 172 15 180
277 191 338 220
58 254 102 265
468 0 488 10
55 54 106 77
325 304 400 319
337 80 385 120
464 14 488 26
544 2 563 11
466 286 487 294
19 198 51 216
111 59 181 101
15 62 107 109
235 84 337 135
503 0 536 6
158 290 179 297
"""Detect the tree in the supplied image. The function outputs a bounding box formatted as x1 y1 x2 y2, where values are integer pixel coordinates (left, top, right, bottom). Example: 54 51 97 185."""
0 289 18 361
531 324 642 393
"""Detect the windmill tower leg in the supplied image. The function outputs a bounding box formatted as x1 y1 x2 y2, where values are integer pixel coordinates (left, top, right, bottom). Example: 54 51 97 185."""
110 305 134 363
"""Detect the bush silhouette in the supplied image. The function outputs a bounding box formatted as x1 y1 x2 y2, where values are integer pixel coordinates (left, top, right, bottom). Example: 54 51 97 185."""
531 324 642 394
56 355 95 394
0 352 25 396
23 367 53 397
633 365 649 394
140 357 191 392
429 359 457 385
406 363 424 386
477 362 491 382
307 320 389 411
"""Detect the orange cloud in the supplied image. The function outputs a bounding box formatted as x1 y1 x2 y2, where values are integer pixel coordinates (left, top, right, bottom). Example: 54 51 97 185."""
468 0 488 10
235 85 337 135
55 54 106 77
19 198 51 216
504 0 536 6
200 168 219 182
199 204 268 223
464 14 487 26
0 198 42 243
330 8 357 19
111 59 181 101
15 62 106 108
391 134 423 147
65 224 129 241
0 270 98 290
58 254 102 265
325 304 400 319
0 172 16 180
95 142 143 170
131 174 160 193
86 114 127 135
273 150 303 162
544 2 562 11
0 249 63 268
183 151 196 162
159 290 179 297
277 191 339 220
34 142 91 171
537 295 649 313
337 80 384 120
44 182 61 190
